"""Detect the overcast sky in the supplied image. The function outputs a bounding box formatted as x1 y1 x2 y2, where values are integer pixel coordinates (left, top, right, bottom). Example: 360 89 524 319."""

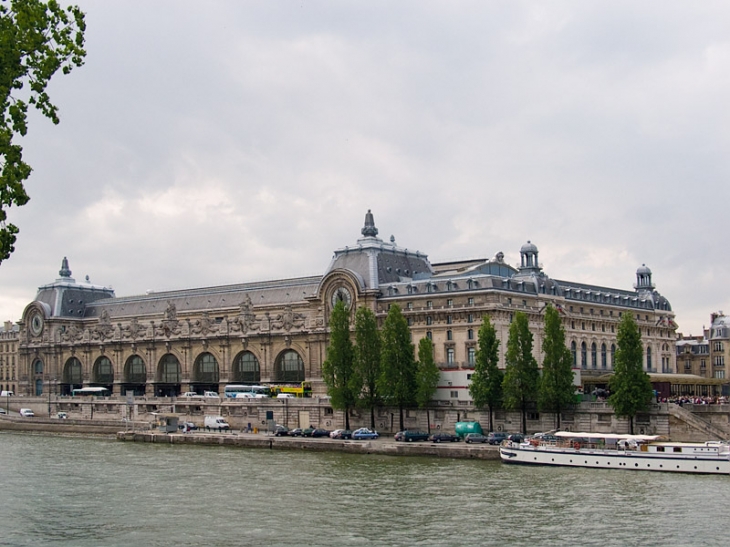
1 1 728 335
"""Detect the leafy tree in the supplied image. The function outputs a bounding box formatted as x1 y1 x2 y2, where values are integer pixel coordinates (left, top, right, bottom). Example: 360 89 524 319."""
378 304 417 431
608 312 653 434
0 0 86 263
538 305 576 429
469 315 503 433
321 300 358 430
353 306 381 429
502 311 539 434
415 336 439 432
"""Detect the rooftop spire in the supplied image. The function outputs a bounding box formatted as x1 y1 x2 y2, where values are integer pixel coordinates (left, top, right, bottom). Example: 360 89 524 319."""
59 257 72 278
361 209 378 238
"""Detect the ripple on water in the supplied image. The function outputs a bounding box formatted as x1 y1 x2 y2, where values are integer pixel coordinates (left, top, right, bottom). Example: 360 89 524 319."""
0 432 728 547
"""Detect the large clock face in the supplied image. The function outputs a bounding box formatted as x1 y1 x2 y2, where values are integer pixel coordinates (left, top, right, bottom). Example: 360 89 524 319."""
30 312 44 336
331 286 352 310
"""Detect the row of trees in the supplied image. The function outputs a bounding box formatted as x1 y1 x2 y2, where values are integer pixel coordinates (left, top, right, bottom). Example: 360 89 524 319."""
322 301 440 432
324 300 654 435
470 306 654 434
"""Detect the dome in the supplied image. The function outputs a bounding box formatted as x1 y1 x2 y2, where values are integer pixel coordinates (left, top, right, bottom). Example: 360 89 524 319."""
637 264 652 275
521 240 538 254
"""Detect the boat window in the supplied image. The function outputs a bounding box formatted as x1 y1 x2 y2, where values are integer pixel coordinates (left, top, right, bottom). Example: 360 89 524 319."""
673 447 682 453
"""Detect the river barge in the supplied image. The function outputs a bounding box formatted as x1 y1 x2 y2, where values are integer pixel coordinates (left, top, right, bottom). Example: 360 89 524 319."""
499 431 730 474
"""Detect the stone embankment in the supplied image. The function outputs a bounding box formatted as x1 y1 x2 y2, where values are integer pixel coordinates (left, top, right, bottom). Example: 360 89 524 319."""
115 430 502 459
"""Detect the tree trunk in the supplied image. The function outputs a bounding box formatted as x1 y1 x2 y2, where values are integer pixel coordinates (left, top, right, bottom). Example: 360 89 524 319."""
556 408 561 430
521 402 527 434
629 415 634 435
488 405 494 433
344 407 350 430
399 405 405 431
370 406 375 429
426 408 431 433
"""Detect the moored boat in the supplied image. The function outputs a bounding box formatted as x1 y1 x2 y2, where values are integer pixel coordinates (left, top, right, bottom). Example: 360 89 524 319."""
499 431 730 474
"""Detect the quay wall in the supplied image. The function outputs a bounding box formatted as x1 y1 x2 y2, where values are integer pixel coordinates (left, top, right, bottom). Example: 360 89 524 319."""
0 395 722 441
115 430 502 460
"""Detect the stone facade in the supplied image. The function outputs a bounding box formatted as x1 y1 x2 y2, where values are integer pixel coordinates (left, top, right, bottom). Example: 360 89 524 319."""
16 211 677 399
0 321 18 394
676 312 730 382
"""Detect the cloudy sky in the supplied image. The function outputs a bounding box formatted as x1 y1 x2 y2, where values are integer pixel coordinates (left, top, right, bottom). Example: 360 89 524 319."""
2 1 728 335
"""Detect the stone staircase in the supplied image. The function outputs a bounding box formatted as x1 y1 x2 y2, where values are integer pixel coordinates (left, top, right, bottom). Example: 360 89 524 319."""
668 403 730 440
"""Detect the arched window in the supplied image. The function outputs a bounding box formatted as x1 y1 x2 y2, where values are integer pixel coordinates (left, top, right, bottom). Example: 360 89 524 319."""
194 353 219 383
158 354 181 384
233 351 260 383
124 355 146 384
467 347 475 365
647 346 652 371
275 350 304 383
64 357 83 385
571 341 577 367
581 342 587 369
591 343 597 369
601 344 607 369
33 359 43 375
93 356 114 384
611 344 616 368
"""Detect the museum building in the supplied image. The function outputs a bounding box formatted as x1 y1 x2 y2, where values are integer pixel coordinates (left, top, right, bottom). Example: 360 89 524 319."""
16 211 677 398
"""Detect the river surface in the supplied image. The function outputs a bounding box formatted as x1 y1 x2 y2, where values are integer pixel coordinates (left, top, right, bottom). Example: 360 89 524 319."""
0 431 726 547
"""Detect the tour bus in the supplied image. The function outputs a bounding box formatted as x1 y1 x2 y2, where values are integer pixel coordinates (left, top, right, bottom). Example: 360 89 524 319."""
71 387 111 397
268 381 312 398
223 384 271 398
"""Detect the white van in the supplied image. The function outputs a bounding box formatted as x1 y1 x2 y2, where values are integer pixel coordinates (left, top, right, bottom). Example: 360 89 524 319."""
203 391 220 398
204 415 230 431
276 393 295 399
19 408 34 417
0 391 13 397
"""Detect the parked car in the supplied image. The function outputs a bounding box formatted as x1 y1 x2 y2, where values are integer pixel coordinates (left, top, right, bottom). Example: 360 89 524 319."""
507 433 525 443
177 421 196 431
329 429 352 439
310 428 330 438
352 428 379 440
0 407 6 415
56 412 69 420
181 392 201 398
288 428 303 437
394 430 430 442
276 393 295 399
19 408 34 418
301 427 315 437
486 432 508 445
203 391 220 398
430 432 459 443
464 433 489 444
274 425 290 436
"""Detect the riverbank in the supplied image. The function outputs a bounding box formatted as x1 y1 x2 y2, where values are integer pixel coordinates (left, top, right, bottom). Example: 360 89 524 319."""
0 415 500 459
116 430 502 459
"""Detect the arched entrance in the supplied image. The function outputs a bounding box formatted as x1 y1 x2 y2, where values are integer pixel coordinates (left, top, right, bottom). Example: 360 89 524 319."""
192 352 219 393
61 357 83 395
232 351 260 384
92 356 114 394
155 354 181 397
122 355 147 396
273 350 305 383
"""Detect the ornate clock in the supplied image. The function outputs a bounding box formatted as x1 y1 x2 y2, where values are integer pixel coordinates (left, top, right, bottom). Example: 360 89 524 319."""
331 286 352 310
29 311 44 336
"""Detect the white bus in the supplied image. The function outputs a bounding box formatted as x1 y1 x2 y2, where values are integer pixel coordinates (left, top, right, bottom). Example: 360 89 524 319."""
223 384 270 398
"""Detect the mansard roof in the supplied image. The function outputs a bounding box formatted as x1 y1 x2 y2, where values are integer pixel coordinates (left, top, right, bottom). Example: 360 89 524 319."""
30 212 673 320
84 276 321 320
34 258 115 318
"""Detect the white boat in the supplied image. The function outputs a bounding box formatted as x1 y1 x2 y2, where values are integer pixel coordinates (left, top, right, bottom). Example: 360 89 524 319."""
499 431 730 474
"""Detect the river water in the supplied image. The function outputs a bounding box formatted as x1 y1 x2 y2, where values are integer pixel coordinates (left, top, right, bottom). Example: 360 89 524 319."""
0 431 726 547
